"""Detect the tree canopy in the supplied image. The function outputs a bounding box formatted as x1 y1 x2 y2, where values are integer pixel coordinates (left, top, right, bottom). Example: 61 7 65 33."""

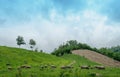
29 39 36 50
51 40 120 61
51 40 93 56
16 36 26 47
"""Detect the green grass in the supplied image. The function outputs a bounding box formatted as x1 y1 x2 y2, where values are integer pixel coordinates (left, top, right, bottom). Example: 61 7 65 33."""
61 54 99 66
0 46 120 77
0 46 69 67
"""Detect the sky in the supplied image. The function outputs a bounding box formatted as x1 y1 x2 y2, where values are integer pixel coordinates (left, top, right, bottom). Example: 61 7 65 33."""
0 0 120 52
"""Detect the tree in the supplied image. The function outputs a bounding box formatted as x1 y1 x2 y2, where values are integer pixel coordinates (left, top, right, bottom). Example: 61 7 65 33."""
29 39 36 50
40 50 43 53
16 36 26 47
35 48 38 52
51 40 95 56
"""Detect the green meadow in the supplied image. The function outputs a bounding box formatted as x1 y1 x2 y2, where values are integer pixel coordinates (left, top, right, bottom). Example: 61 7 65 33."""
0 46 120 77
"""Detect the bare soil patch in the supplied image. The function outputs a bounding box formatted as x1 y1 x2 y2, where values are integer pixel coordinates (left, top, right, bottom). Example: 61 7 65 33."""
72 50 120 67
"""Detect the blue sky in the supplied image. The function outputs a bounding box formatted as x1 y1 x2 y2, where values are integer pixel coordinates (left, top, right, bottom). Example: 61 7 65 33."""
0 0 120 52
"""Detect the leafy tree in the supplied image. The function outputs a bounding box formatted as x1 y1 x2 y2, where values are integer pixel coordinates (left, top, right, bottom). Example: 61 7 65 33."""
40 50 43 53
99 47 120 61
29 39 36 50
51 40 93 56
35 48 38 52
111 45 120 52
16 36 26 47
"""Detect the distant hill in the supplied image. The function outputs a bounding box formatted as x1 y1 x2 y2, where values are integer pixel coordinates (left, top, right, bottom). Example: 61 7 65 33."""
52 40 120 61
72 49 120 67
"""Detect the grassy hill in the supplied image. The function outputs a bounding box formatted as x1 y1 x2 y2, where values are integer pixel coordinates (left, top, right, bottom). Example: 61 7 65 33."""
0 46 120 77
0 46 69 67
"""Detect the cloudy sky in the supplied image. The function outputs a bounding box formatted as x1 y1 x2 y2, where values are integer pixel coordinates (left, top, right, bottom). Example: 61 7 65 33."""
0 0 120 52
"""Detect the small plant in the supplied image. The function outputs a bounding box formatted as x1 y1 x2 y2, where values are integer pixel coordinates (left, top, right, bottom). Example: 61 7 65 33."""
63 72 70 77
59 71 65 77
89 72 96 77
17 68 22 77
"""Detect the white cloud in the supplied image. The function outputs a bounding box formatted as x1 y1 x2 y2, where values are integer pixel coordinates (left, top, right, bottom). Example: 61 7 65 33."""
0 9 120 52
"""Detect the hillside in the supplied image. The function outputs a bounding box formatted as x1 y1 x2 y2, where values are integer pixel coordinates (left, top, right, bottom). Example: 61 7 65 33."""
0 46 120 77
72 49 120 67
0 46 69 67
0 46 98 68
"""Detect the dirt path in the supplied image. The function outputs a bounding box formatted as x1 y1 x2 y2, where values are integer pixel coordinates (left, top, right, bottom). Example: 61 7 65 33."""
72 50 120 67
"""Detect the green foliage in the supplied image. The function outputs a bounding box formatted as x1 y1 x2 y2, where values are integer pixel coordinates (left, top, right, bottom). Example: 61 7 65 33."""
16 36 26 47
111 45 120 52
29 39 36 50
35 48 38 52
52 40 120 61
52 40 93 56
98 47 120 61
89 72 96 77
40 50 43 53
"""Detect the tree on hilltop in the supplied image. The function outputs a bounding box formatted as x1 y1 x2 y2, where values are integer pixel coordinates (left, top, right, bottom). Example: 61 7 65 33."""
29 39 36 50
16 36 26 47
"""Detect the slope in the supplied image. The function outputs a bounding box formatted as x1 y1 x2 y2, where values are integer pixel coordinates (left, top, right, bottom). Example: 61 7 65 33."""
72 49 120 67
0 46 120 77
0 46 69 68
